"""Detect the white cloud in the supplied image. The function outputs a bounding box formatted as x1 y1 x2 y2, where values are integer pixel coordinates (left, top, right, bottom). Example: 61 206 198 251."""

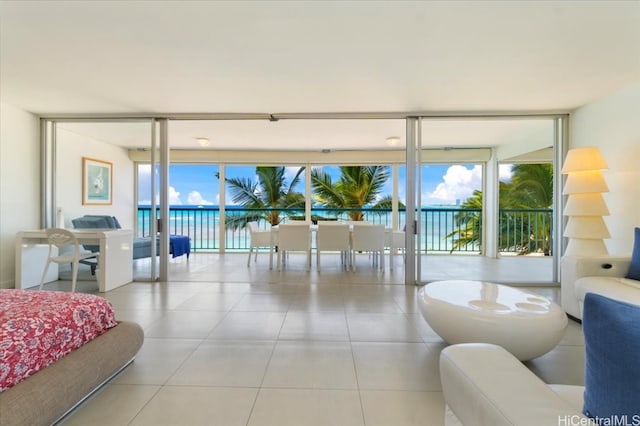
138 185 182 205
138 164 152 176
187 190 213 205
169 186 182 205
426 165 482 204
499 164 513 182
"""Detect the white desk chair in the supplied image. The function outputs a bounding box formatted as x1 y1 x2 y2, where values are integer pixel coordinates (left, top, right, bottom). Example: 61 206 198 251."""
39 228 99 292
316 222 351 271
247 221 272 266
351 223 385 272
277 222 312 271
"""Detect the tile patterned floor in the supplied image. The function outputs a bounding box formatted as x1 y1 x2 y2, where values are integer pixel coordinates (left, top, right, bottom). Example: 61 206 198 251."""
45 253 582 426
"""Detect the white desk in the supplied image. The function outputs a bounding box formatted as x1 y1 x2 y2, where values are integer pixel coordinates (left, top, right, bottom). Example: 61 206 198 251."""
16 229 133 292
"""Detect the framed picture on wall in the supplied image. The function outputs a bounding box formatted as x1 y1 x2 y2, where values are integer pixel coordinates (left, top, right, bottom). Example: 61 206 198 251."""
82 157 112 205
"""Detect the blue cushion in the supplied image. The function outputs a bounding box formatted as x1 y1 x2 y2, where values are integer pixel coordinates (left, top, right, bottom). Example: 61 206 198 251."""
84 215 117 228
111 216 122 229
72 216 111 229
582 293 640 421
626 227 640 280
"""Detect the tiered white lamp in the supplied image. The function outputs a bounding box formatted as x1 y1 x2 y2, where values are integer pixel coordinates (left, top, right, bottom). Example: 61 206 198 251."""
561 147 610 256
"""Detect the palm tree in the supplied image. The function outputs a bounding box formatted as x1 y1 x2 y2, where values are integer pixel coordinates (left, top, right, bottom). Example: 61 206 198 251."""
311 166 392 221
445 188 484 252
507 164 553 209
505 163 553 254
220 166 305 228
446 164 553 254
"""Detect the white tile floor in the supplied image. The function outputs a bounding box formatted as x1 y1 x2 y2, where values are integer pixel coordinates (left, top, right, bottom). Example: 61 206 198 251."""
45 253 582 426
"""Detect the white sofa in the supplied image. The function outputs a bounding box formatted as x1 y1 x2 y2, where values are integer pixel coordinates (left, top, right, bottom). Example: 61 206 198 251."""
440 343 593 426
561 255 639 320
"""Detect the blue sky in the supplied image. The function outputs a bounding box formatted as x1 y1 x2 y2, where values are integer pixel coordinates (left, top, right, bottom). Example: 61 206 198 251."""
139 163 513 206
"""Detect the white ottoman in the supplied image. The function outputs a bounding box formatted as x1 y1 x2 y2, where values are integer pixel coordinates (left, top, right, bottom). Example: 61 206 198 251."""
418 280 568 361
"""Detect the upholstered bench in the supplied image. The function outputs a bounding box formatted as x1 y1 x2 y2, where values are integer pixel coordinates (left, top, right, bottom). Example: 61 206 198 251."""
133 234 190 259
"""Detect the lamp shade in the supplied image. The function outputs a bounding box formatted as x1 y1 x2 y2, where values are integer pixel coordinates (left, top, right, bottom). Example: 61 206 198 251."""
564 217 611 239
561 147 608 174
562 146 610 256
565 239 609 256
563 172 609 194
564 193 610 216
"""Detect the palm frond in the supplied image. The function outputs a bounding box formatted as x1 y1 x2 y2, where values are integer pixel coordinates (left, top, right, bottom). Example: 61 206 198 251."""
286 167 306 195
311 169 344 206
225 177 261 206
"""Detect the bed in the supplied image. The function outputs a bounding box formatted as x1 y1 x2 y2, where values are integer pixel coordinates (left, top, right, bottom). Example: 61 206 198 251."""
0 289 143 426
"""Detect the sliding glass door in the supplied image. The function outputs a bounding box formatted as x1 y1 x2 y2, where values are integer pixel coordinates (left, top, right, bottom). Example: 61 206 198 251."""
45 119 164 283
412 117 559 285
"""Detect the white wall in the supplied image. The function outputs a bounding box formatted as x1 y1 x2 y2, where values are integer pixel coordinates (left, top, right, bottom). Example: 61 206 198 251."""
0 103 40 288
571 82 640 255
56 128 135 229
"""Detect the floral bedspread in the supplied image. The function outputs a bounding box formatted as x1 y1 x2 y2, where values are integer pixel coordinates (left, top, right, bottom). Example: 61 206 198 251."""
0 289 117 392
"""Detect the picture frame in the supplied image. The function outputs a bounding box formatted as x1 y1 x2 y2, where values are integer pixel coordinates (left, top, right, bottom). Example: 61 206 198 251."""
82 157 112 205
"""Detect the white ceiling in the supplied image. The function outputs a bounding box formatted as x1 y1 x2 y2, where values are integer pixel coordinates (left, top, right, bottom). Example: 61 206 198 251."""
56 118 555 154
2 1 639 151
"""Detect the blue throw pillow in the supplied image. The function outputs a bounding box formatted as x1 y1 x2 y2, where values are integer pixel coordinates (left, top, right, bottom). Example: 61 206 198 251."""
72 216 109 228
582 293 640 421
626 227 640 280
84 215 117 228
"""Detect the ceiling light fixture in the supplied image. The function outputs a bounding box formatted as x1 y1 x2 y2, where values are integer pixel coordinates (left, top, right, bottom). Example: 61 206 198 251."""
386 136 400 146
196 137 210 147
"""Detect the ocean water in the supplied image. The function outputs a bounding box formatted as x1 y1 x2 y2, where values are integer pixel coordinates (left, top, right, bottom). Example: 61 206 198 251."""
137 205 477 253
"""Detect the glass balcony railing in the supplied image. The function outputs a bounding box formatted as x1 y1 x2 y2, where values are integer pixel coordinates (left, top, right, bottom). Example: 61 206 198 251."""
137 206 552 255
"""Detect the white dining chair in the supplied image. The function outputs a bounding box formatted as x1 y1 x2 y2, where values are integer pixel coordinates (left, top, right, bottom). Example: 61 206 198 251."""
350 223 386 272
39 228 100 292
246 221 272 266
277 222 312 271
316 222 351 271
344 220 371 226
387 230 406 270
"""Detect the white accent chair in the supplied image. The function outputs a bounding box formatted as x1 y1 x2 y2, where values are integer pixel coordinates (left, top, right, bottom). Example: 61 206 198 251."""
316 222 351 271
440 343 590 426
350 223 385 272
277 222 312 271
561 255 637 319
39 228 100 292
246 221 272 266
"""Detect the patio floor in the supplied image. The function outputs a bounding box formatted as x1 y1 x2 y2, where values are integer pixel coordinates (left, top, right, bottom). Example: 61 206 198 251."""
132 252 556 286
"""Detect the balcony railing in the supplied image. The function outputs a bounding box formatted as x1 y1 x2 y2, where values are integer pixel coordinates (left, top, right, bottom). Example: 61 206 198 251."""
137 206 552 255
